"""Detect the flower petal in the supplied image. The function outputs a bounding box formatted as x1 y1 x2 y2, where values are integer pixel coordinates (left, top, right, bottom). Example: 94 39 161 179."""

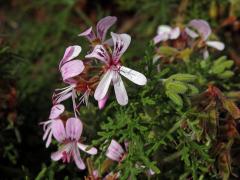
154 25 178 43
169 27 180 39
54 92 72 104
93 170 99 179
97 16 117 42
111 32 131 62
52 119 66 142
51 143 71 161
73 144 86 169
157 25 172 34
185 27 199 39
78 27 96 42
109 140 124 153
206 41 225 51
106 139 124 162
85 45 110 63
188 19 211 40
98 94 109 109
45 130 53 148
66 118 82 141
59 45 82 68
51 150 64 161
40 119 52 131
153 34 164 44
77 143 98 155
60 60 85 81
104 38 114 46
49 104 65 119
112 72 128 106
120 66 147 86
94 70 113 100
43 125 51 140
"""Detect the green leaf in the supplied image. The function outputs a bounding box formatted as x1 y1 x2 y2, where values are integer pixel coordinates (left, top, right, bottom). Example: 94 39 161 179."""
166 90 183 107
211 61 234 74
214 56 227 66
181 146 190 166
149 164 161 174
166 81 188 94
142 97 156 105
157 46 179 56
179 48 192 62
187 84 199 95
169 74 197 82
218 71 234 79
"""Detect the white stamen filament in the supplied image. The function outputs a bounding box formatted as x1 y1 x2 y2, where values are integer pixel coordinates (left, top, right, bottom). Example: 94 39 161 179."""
53 84 76 103
79 89 91 106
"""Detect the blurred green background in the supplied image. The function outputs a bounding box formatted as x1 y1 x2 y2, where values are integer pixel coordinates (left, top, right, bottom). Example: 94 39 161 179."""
1 0 240 179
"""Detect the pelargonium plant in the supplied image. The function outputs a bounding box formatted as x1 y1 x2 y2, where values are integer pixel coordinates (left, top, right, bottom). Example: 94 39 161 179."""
41 16 240 179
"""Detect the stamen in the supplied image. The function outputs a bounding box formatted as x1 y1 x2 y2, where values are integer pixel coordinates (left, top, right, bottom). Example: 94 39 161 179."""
52 84 76 104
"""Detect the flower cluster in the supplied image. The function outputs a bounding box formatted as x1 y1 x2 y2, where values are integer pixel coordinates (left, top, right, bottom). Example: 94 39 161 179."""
153 19 225 59
41 16 147 170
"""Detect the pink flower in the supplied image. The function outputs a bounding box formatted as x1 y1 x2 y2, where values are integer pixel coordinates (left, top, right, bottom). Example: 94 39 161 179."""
51 117 97 170
106 139 125 162
105 140 156 178
78 16 117 44
41 104 65 148
153 25 180 44
53 45 85 115
86 32 147 106
185 19 225 59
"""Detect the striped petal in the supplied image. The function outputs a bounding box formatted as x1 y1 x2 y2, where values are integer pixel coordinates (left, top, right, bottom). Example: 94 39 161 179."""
52 119 66 142
59 45 82 68
106 140 124 162
66 118 82 141
97 16 117 42
111 32 131 62
49 104 65 119
188 19 211 40
60 60 84 81
85 45 110 63
78 27 96 42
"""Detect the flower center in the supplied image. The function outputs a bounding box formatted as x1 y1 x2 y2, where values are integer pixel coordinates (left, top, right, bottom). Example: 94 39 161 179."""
62 151 71 163
108 61 121 71
91 38 101 46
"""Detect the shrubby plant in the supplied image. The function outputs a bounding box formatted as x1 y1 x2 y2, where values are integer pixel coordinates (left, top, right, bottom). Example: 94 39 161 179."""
40 16 240 180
